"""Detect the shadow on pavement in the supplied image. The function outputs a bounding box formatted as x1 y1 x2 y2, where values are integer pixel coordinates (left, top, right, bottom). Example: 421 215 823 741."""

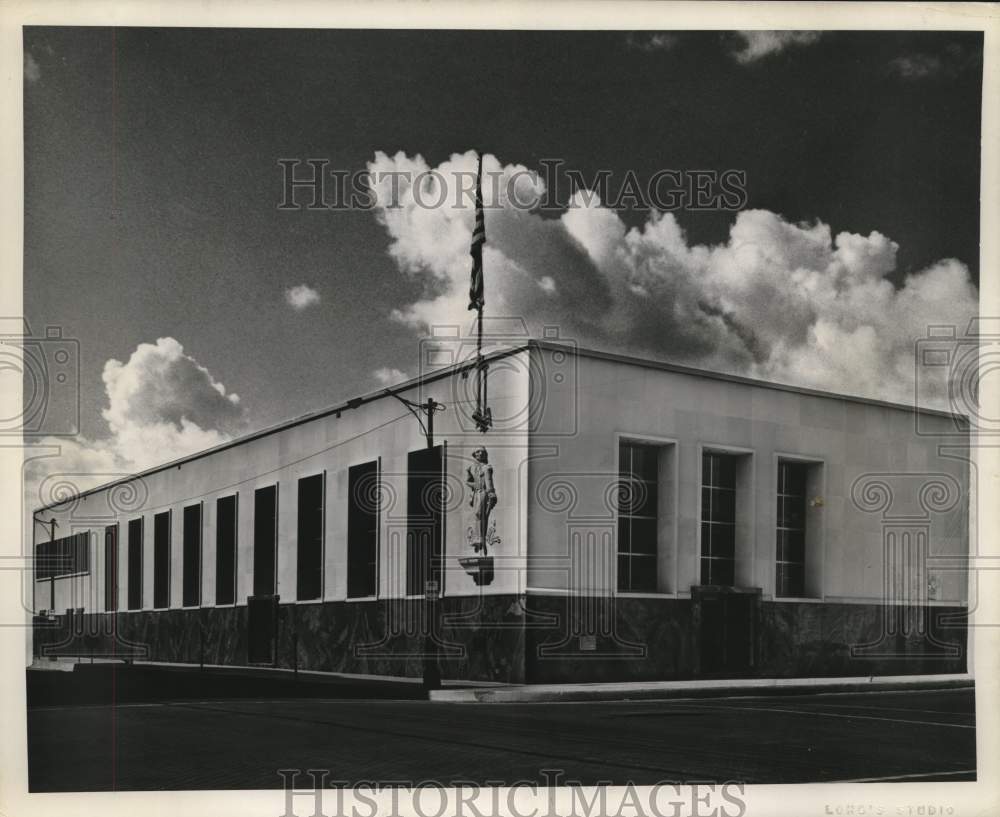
27 663 429 706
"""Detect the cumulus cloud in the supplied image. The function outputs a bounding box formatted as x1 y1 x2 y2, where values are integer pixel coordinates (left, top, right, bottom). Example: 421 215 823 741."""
285 284 321 310
102 338 241 434
731 31 821 63
100 337 243 465
25 338 246 512
373 367 410 386
367 150 978 410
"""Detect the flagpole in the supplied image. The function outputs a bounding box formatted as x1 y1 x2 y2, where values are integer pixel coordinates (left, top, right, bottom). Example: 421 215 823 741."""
476 151 483 427
470 151 491 433
477 303 483 360
474 295 481 426
478 299 487 428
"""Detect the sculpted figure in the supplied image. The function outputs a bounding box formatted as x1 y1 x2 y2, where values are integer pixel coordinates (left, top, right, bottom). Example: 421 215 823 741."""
466 447 498 554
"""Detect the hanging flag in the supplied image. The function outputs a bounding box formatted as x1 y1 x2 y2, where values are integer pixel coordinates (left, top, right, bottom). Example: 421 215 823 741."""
468 154 486 312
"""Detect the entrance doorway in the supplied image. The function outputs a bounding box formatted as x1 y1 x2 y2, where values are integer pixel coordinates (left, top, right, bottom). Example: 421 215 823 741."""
693 586 760 677
247 593 278 665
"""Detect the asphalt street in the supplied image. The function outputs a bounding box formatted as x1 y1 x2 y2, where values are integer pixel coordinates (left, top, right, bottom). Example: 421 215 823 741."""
27 687 975 790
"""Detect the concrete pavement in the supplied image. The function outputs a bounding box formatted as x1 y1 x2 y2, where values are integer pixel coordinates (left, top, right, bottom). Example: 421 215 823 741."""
27 686 976 790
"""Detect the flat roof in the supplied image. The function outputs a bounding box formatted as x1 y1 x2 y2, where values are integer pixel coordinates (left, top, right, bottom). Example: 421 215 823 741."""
33 340 965 514
535 340 964 419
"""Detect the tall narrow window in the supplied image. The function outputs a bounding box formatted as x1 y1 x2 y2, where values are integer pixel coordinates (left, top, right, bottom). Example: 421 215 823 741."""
104 524 118 612
406 446 443 596
701 452 737 586
182 503 202 607
35 538 52 582
36 533 89 580
617 442 658 592
348 460 379 599
253 485 278 596
296 474 324 601
127 517 143 610
153 510 171 609
72 532 90 574
776 461 808 598
215 494 238 605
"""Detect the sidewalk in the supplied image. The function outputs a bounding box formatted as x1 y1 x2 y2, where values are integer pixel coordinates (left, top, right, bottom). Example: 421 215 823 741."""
429 673 974 703
26 660 500 707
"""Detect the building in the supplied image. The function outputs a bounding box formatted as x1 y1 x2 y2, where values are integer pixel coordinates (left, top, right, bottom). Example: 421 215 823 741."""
31 338 971 684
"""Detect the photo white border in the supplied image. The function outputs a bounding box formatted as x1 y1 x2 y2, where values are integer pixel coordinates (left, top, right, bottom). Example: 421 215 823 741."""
1 2 997 816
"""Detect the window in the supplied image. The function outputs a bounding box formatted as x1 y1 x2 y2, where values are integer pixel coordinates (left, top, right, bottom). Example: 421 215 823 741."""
776 461 808 598
617 442 658 592
215 494 238 605
406 446 444 596
35 532 89 581
127 518 143 610
348 460 379 598
253 485 278 596
34 540 51 582
71 533 89 575
296 474 324 601
701 451 738 586
104 524 118 612
153 510 171 609
182 503 202 607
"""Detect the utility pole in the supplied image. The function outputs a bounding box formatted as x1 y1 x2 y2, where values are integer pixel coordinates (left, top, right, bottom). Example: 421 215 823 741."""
34 517 58 612
424 397 436 449
382 389 446 693
383 390 443 449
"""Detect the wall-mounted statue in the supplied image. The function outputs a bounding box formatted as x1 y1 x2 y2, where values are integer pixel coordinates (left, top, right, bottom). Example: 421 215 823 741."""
466 446 500 556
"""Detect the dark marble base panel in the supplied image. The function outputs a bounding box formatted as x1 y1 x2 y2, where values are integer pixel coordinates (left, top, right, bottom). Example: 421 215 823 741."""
33 594 527 684
523 595 966 683
32 595 967 685
757 601 968 679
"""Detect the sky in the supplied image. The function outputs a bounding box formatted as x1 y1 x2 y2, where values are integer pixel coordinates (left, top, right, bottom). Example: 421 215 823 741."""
21 27 983 497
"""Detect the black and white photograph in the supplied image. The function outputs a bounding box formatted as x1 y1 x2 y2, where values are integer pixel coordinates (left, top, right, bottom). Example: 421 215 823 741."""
3 2 999 815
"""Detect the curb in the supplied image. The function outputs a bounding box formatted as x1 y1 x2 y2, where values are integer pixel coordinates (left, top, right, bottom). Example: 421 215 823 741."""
429 673 974 703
